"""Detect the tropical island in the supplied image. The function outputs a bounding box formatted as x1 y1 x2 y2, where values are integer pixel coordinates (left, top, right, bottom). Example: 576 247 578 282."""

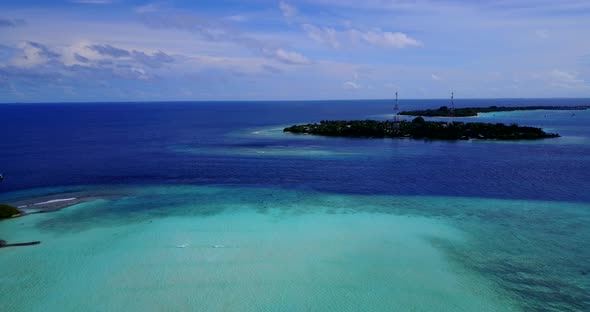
284 117 559 140
399 105 590 117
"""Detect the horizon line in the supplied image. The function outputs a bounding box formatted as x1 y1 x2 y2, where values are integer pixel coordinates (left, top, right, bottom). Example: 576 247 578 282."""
1 96 590 105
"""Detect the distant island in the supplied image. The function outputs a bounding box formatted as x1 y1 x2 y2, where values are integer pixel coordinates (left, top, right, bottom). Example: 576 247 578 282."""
284 117 559 140
399 105 590 117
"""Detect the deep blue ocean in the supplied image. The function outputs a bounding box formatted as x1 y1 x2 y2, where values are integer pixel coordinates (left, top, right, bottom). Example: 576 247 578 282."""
1 98 589 201
1 99 590 311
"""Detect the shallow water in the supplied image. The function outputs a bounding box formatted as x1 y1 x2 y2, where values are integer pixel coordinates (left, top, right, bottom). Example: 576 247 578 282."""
0 185 518 311
1 185 589 311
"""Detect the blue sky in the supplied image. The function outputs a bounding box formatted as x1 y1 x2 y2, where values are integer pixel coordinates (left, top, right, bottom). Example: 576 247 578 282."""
0 0 589 102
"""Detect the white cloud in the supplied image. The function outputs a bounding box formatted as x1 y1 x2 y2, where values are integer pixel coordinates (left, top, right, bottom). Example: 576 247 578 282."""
530 69 588 90
302 24 340 48
11 41 60 67
184 54 283 76
61 41 101 66
343 81 360 89
349 29 421 48
139 11 311 65
280 2 420 50
303 26 421 49
279 1 298 18
431 73 441 81
272 48 310 65
2 40 181 85
546 69 586 88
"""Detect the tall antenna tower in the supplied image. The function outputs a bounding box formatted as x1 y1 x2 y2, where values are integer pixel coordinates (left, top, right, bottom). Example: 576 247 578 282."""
450 92 455 118
393 91 400 129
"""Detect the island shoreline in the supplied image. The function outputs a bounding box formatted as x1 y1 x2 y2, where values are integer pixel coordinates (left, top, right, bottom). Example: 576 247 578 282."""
399 105 590 118
284 118 559 141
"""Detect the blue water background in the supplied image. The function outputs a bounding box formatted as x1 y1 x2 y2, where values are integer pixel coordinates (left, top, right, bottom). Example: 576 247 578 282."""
1 98 589 202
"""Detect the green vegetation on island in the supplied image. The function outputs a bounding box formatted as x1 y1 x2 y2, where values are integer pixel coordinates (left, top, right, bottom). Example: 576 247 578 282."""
284 117 559 141
0 203 22 219
399 105 590 117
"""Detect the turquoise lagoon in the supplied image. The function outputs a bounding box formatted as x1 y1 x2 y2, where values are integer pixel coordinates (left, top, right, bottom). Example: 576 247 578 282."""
2 185 589 311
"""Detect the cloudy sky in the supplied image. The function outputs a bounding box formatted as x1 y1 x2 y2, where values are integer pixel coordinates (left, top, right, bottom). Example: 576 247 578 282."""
1 0 589 102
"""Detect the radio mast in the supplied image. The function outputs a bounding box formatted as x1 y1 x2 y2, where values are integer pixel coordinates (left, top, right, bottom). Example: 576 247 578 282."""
393 91 399 124
393 91 400 129
450 92 455 118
